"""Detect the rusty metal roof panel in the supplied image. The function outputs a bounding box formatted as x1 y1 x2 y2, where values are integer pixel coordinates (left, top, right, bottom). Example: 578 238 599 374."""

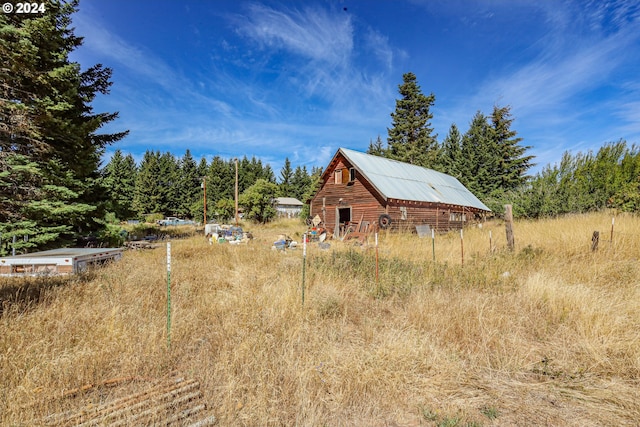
340 148 490 211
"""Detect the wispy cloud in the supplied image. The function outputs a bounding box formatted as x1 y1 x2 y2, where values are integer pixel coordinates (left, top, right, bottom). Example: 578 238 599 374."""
440 0 640 166
236 3 353 68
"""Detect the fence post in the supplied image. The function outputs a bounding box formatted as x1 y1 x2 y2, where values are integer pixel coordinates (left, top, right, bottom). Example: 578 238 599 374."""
431 228 435 262
591 231 599 252
166 242 171 350
375 232 380 295
460 228 464 266
504 204 515 251
610 217 614 249
301 233 307 306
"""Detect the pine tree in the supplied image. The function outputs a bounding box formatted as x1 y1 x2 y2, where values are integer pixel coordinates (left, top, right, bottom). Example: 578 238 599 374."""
262 164 276 183
197 156 208 179
0 0 127 253
278 157 293 197
158 152 179 215
177 149 200 218
290 165 312 201
133 150 162 217
367 135 386 156
101 149 137 220
207 156 232 205
440 124 463 177
489 105 533 191
387 72 439 167
459 111 498 198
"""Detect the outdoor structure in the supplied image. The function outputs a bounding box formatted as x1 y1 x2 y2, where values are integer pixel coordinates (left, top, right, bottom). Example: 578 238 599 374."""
309 148 490 236
0 248 123 277
275 197 304 218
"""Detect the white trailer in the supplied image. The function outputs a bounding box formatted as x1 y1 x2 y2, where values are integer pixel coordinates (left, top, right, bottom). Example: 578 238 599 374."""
0 248 123 277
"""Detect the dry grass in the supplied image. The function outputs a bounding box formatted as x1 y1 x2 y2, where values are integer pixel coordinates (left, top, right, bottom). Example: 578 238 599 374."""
1 213 639 426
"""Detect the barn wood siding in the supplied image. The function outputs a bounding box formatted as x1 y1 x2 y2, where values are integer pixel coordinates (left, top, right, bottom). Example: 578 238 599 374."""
386 203 467 232
310 158 386 234
310 152 484 234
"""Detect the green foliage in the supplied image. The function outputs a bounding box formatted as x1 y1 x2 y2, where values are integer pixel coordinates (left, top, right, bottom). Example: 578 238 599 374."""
514 141 640 218
176 149 200 218
94 212 127 247
366 134 386 156
101 149 137 220
0 1 126 251
133 150 163 216
278 157 293 197
214 198 235 222
239 179 278 223
299 166 323 220
386 72 439 168
144 213 164 223
490 105 534 191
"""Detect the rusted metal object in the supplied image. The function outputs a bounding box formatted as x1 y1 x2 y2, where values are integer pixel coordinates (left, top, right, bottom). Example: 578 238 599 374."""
43 376 215 427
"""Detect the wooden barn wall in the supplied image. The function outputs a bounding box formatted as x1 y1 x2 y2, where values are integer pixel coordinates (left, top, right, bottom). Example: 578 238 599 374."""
310 157 387 233
310 153 485 233
385 203 469 232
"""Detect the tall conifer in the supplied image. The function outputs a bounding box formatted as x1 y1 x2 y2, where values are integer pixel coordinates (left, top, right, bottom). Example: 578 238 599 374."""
387 72 438 167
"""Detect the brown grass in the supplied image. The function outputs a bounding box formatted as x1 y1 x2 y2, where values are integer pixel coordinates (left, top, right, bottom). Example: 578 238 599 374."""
1 212 639 426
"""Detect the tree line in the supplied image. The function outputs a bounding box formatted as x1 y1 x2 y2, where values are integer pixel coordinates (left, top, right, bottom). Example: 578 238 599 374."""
370 72 639 218
102 149 321 224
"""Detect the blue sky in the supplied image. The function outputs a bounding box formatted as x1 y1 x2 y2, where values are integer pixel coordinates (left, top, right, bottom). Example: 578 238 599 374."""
70 0 640 175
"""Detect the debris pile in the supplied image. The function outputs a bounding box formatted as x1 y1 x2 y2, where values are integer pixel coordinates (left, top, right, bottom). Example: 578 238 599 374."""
207 225 252 245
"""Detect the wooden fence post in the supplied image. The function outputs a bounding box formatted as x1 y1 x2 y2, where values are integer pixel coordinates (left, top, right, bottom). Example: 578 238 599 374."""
591 231 599 252
460 228 464 266
610 217 614 249
504 204 515 251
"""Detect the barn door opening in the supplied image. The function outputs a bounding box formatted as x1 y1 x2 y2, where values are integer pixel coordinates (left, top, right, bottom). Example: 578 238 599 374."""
337 207 351 238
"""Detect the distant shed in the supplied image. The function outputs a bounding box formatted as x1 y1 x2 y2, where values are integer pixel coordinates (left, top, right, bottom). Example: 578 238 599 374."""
309 148 490 235
0 248 123 277
275 197 304 218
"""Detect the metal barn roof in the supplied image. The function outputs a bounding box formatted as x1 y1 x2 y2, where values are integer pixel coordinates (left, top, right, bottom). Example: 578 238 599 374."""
275 197 304 206
339 148 490 211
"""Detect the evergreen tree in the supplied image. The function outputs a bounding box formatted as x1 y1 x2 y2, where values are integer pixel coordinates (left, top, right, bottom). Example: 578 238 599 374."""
133 150 162 217
459 112 496 197
262 163 276 183
177 149 200 218
440 124 463 177
387 72 438 167
197 156 208 179
290 165 312 201
0 0 127 252
101 149 137 220
158 152 179 215
207 156 233 205
367 135 386 156
299 166 323 220
489 105 534 191
278 157 293 197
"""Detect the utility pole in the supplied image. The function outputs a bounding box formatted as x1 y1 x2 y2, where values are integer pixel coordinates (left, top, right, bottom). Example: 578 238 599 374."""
234 158 239 226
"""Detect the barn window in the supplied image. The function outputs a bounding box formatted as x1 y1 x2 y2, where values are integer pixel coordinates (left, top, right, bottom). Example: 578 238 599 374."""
400 206 407 220
449 212 467 222
342 168 350 183
334 169 342 184
349 168 356 182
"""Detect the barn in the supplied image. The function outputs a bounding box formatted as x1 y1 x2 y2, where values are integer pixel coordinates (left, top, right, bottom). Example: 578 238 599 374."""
309 148 490 237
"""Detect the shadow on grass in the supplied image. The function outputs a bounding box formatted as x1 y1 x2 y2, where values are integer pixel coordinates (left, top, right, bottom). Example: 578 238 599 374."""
0 272 95 316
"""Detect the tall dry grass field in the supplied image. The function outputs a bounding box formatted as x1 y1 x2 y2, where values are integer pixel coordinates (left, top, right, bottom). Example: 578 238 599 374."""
1 213 639 426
